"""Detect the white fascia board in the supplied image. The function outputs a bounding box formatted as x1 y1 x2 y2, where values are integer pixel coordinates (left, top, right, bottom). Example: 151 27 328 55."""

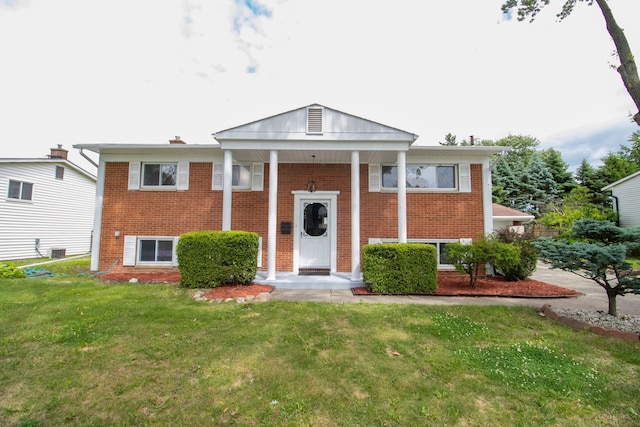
73 144 222 163
493 215 534 222
217 140 411 151
214 132 416 142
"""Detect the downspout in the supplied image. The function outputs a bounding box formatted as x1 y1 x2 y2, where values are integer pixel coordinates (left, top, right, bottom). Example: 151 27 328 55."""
609 193 620 226
79 148 99 169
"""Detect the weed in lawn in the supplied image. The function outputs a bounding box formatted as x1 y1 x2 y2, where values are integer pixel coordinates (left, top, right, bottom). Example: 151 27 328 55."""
456 341 605 402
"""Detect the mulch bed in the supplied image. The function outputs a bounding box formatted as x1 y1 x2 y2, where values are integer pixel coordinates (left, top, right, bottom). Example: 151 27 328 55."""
100 272 581 298
353 275 582 298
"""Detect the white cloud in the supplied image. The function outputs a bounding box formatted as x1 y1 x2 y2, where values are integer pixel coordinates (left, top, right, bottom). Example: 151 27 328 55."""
0 0 639 173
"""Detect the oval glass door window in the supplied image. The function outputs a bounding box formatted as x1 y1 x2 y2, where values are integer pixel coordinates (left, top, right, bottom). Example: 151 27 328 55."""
304 202 328 236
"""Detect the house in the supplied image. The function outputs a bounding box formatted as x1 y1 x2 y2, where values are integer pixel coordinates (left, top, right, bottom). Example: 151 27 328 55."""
602 171 640 227
492 203 534 233
0 146 97 260
74 104 506 286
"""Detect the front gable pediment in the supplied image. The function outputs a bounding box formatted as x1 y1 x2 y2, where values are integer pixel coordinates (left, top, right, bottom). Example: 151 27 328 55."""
213 104 418 145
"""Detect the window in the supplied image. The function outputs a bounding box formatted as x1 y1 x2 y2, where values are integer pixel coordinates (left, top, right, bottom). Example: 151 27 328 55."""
369 238 456 266
55 166 64 180
142 163 177 187
232 164 252 188
7 180 33 201
424 242 453 266
138 238 175 263
382 164 456 189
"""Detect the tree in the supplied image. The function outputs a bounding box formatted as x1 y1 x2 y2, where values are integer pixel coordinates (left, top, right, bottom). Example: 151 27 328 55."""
539 186 617 235
522 152 558 214
575 159 610 206
534 219 640 316
501 0 640 126
439 133 458 146
492 134 540 170
446 237 520 288
539 148 576 196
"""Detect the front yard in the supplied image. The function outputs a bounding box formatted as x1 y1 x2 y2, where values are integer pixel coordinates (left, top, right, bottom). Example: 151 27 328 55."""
0 261 639 426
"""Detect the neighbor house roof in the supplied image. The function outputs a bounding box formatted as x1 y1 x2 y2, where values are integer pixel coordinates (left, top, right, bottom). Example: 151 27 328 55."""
492 203 534 222
602 170 640 191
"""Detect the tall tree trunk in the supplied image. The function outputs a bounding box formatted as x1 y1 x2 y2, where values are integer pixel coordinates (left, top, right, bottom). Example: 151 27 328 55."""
606 288 618 317
595 0 640 126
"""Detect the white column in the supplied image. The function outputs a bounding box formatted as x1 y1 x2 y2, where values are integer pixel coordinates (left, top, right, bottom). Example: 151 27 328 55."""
482 159 493 235
222 149 233 230
267 150 278 281
351 151 361 281
397 151 407 243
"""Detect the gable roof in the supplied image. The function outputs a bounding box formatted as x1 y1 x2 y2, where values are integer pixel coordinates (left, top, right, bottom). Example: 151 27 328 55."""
213 103 419 143
602 170 640 191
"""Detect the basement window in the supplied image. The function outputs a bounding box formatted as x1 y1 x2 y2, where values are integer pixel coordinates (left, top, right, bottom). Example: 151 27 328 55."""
139 238 175 264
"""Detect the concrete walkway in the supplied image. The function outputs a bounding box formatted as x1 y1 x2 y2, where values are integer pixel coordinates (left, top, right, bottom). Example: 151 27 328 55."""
269 263 640 316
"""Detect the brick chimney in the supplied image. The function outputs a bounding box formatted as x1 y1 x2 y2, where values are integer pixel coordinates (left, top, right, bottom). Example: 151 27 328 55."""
50 144 68 160
169 136 185 145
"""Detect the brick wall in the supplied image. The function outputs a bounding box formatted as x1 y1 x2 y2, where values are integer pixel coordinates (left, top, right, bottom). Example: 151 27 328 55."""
99 162 484 273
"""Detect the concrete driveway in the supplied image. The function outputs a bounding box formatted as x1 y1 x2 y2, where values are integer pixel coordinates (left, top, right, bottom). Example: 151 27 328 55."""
269 263 640 316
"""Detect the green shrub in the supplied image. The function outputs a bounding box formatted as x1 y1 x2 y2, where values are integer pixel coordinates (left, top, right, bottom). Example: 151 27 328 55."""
176 230 259 288
493 227 538 281
362 243 437 294
446 237 520 288
0 262 26 279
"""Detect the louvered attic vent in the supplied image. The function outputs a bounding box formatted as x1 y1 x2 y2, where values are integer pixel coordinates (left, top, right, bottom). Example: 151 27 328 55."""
306 107 323 134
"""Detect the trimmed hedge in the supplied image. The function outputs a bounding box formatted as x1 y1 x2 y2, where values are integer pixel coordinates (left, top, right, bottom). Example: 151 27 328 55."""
176 230 259 288
362 243 438 294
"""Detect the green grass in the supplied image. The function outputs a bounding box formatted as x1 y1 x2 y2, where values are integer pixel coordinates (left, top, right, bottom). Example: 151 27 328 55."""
1 259 639 426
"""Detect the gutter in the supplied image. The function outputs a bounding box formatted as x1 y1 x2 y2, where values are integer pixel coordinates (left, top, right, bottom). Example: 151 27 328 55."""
79 148 99 169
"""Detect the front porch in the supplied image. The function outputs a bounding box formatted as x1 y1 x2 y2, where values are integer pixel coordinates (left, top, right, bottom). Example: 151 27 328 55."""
256 271 364 290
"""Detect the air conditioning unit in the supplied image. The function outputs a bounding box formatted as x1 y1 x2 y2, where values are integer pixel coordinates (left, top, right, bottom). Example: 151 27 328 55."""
50 248 66 259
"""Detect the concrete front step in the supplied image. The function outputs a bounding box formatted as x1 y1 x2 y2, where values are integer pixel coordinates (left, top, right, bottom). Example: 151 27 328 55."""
255 271 363 290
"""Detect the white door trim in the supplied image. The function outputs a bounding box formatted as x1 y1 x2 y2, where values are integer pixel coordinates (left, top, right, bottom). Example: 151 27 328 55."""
292 191 339 272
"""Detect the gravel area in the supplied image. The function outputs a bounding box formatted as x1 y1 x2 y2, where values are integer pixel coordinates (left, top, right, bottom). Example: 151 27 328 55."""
553 308 640 334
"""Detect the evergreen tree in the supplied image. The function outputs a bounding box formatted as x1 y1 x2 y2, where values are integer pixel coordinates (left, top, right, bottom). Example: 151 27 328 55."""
575 159 610 207
521 153 557 214
439 133 458 146
539 148 576 196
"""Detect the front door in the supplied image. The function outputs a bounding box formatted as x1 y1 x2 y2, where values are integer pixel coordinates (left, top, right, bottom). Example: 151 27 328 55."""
299 200 331 269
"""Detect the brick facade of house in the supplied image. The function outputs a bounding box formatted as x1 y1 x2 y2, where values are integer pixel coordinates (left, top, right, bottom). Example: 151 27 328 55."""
98 161 483 273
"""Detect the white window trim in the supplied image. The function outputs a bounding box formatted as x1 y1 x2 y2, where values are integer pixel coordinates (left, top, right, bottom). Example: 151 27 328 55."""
369 163 471 193
128 161 189 191
123 235 179 266
140 162 179 190
6 179 34 202
212 162 264 192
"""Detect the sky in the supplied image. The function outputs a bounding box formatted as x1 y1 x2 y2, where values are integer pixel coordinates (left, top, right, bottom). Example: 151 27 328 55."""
1 0 639 174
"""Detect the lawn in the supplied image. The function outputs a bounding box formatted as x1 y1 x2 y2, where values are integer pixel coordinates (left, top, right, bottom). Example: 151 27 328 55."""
1 259 639 426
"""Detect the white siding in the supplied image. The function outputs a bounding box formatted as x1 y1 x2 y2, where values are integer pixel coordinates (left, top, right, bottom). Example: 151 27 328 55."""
612 176 640 227
0 162 96 260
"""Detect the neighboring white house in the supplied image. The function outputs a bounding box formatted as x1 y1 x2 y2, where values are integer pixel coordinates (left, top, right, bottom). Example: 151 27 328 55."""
602 171 640 227
0 146 96 260
492 203 534 233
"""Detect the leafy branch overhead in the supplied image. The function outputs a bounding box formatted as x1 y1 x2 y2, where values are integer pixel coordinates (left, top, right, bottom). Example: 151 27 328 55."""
502 0 640 126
